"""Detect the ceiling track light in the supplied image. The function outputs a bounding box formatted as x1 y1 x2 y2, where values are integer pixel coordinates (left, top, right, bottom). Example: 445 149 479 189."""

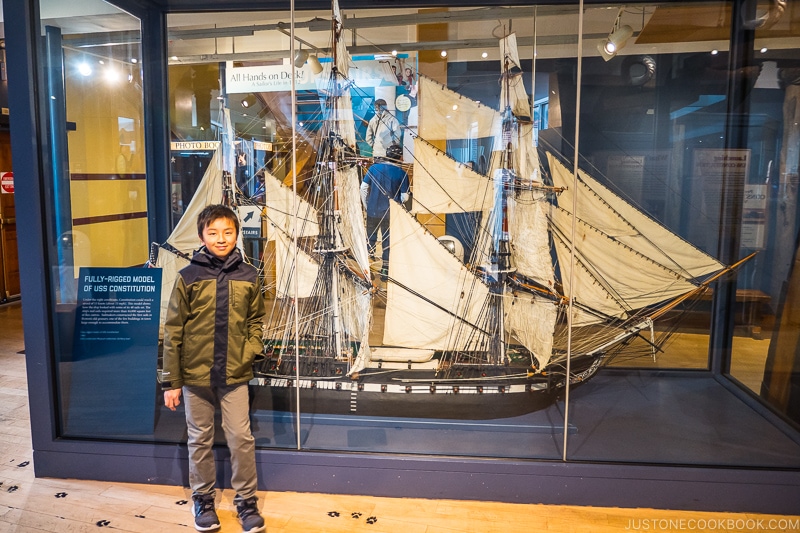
241 94 257 108
293 47 309 68
307 54 323 74
598 8 633 62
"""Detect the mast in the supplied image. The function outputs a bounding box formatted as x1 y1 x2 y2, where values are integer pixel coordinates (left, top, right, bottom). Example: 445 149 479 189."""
288 0 371 363
487 38 519 365
311 5 346 359
282 7 340 362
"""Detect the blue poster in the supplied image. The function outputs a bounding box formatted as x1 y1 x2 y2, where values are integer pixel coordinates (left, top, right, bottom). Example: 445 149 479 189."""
66 267 162 436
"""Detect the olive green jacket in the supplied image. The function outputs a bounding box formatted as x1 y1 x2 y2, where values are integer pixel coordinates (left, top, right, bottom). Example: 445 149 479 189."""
161 247 265 390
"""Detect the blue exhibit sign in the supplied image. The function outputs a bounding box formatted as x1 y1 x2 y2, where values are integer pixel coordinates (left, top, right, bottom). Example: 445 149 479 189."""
66 267 162 436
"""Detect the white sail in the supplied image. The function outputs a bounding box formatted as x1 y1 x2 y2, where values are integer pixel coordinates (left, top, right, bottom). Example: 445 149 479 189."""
547 153 723 279
418 75 502 141
548 222 629 325
222 108 237 177
410 138 495 214
500 33 522 71
383 202 491 350
332 0 353 77
501 73 532 122
166 149 223 254
314 85 358 148
154 149 223 328
337 93 358 148
494 34 535 178
549 204 700 318
516 122 540 183
503 290 558 369
154 247 190 330
489 110 535 181
342 270 372 374
274 232 318 298
338 164 371 274
263 172 319 240
508 190 554 288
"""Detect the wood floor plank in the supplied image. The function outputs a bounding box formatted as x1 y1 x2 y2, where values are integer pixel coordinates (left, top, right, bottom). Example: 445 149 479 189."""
1 488 189 532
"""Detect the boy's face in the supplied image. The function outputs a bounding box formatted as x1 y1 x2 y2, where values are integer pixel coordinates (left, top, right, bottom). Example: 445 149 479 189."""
200 216 238 260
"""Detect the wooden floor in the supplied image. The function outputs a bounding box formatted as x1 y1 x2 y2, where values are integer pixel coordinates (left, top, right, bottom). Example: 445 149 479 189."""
1 300 799 533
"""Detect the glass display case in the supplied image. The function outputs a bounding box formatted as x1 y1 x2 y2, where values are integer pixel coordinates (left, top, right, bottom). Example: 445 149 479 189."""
5 0 800 510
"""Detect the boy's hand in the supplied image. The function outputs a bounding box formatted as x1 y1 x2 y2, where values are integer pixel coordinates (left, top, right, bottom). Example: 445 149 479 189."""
164 389 182 411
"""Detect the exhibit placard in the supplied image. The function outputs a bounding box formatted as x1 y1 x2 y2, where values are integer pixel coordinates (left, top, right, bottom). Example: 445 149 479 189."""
690 148 752 251
66 267 162 436
742 184 768 249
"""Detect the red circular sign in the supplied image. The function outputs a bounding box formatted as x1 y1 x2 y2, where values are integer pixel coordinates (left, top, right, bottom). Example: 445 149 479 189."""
0 172 13 194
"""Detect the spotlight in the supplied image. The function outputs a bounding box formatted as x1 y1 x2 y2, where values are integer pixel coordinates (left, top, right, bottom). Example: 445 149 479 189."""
440 50 448 58
308 54 323 74
104 67 120 82
241 94 257 108
77 62 92 76
598 24 633 61
294 48 309 68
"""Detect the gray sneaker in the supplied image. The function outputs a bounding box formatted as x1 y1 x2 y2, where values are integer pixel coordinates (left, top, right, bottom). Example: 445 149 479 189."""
191 493 221 532
236 496 266 533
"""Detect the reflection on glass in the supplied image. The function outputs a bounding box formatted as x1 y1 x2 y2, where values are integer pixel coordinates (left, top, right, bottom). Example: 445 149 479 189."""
37 0 800 466
160 4 589 459
163 3 797 464
39 1 149 438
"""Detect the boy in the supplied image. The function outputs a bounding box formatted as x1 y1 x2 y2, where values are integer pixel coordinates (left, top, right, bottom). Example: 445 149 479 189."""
162 204 266 533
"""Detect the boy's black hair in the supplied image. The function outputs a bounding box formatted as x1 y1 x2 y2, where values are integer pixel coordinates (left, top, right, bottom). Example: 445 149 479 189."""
196 204 240 236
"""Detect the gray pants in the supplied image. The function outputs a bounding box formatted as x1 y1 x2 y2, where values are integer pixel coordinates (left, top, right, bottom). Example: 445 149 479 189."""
184 383 257 500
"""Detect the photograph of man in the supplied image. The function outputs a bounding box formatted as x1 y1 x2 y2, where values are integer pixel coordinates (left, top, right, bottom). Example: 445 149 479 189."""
365 99 400 158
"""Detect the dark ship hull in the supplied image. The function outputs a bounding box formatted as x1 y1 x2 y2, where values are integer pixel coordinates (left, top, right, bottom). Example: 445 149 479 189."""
249 353 602 420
